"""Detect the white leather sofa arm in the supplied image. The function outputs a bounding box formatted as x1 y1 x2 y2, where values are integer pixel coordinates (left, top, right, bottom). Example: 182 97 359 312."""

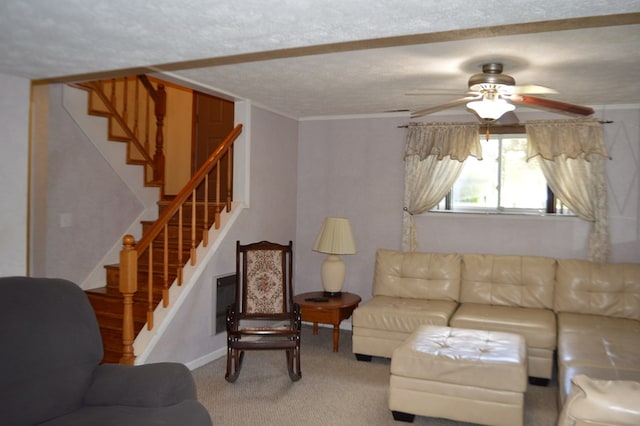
558 374 640 426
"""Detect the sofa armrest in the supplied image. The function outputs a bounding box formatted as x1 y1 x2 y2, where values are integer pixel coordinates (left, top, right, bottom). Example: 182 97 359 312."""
84 362 197 407
558 374 640 426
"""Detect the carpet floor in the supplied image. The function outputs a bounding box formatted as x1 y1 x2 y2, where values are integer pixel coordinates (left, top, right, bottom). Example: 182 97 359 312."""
192 325 559 425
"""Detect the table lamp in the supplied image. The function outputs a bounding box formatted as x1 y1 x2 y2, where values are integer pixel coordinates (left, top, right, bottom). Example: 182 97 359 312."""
312 217 356 296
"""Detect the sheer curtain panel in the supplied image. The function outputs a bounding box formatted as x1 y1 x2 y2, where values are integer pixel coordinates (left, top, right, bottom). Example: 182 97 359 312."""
526 118 610 262
403 122 481 251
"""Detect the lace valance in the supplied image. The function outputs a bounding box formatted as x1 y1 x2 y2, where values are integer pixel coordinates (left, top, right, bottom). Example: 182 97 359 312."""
405 122 481 162
525 118 608 161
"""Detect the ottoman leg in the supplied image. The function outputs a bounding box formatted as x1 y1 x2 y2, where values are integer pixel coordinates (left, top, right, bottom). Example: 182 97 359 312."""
391 411 415 423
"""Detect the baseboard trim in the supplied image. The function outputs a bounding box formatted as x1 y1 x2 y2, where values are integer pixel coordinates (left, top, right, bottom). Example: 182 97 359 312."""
187 347 227 371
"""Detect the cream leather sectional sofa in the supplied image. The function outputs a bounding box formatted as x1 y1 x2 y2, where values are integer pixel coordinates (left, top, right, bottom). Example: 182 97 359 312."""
352 249 640 401
554 259 640 403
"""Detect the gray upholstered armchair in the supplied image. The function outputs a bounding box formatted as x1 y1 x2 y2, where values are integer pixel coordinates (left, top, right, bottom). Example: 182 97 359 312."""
0 276 212 426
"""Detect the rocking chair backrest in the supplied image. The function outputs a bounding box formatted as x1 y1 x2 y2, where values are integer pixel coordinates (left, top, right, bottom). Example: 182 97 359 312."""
236 240 294 319
227 240 301 382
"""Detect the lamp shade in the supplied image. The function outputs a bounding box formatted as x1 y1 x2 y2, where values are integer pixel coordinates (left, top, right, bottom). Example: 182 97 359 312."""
467 98 515 121
312 217 356 255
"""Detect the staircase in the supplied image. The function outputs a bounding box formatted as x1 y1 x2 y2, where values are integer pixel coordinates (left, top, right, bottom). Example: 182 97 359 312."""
74 77 242 364
86 200 219 363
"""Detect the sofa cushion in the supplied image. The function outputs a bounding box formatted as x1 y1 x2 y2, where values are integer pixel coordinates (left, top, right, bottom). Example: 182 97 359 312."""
373 249 461 301
352 295 457 333
450 303 557 349
555 259 640 321
460 254 556 309
557 312 640 370
84 363 197 407
557 312 640 403
557 311 640 336
38 401 213 426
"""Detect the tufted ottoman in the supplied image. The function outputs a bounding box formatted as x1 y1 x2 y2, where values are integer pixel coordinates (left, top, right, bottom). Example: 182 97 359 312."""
389 325 527 426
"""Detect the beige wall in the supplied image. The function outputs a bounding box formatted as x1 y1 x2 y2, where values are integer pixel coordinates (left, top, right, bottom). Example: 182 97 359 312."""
32 85 143 283
0 74 30 276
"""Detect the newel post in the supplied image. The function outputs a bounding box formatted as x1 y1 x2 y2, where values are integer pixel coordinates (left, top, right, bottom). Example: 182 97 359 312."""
153 84 166 193
119 234 138 365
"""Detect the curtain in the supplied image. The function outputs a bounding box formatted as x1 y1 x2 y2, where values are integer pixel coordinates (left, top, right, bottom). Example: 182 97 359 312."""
402 122 481 251
526 118 610 262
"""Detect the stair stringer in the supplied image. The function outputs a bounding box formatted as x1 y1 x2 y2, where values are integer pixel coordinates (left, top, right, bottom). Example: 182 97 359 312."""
132 200 245 365
62 84 160 290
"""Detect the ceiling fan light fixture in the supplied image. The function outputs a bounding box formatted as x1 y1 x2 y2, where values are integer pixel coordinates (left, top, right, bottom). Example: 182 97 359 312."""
466 98 515 121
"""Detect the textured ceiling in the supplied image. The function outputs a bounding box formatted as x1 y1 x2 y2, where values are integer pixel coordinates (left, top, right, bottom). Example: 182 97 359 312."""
1 0 639 119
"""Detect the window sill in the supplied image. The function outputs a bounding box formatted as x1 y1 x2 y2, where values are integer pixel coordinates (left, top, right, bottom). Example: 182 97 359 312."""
427 209 576 218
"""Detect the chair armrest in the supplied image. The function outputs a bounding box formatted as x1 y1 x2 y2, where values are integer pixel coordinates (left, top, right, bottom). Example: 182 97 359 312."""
84 362 197 407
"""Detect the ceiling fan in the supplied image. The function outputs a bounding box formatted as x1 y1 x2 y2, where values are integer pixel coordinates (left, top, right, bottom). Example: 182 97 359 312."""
410 63 594 122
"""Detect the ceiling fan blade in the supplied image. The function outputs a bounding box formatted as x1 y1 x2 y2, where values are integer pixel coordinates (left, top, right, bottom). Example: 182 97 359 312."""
512 84 558 95
509 95 594 116
411 95 480 118
405 89 464 96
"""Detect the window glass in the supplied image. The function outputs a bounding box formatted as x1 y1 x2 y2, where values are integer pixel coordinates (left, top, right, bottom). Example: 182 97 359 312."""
435 134 562 214
451 138 498 209
499 137 547 210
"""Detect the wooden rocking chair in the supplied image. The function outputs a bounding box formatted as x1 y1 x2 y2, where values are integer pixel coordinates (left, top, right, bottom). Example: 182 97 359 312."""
225 240 301 382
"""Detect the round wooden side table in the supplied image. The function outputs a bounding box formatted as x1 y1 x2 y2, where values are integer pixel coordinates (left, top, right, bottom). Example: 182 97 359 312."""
293 291 361 352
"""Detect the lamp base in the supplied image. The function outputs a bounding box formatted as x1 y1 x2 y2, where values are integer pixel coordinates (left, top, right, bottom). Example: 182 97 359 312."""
320 254 346 296
323 290 342 298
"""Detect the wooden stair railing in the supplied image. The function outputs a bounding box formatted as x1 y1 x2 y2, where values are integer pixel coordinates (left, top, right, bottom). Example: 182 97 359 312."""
118 123 243 364
72 76 167 196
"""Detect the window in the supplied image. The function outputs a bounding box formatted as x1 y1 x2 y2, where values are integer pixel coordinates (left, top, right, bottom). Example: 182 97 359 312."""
434 133 571 214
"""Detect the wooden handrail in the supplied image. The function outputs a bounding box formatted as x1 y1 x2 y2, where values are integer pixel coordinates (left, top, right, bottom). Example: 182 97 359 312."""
136 124 242 249
78 76 166 194
118 123 243 364
87 81 156 166
138 75 159 103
